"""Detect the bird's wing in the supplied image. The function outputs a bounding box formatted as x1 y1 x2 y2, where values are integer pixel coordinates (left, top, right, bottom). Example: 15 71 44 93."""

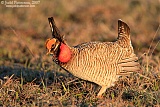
117 53 140 75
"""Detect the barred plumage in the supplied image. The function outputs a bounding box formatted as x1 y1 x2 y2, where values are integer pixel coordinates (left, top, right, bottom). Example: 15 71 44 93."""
46 17 140 96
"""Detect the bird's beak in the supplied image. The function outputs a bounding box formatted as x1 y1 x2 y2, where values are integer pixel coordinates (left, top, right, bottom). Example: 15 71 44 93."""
46 49 52 55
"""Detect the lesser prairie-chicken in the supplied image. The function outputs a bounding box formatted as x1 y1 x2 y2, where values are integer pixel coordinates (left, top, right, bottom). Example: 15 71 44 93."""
45 17 140 96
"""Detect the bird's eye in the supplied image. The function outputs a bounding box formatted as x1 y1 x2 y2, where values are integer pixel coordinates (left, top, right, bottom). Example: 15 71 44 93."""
45 38 57 50
51 44 56 50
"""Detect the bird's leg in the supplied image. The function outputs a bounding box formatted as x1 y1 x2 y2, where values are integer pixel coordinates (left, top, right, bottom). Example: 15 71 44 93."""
97 86 108 97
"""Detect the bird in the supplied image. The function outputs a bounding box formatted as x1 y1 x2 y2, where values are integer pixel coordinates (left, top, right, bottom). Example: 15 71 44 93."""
45 17 140 96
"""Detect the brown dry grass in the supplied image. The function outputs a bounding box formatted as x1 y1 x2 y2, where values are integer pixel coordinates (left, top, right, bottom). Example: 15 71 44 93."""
0 0 160 106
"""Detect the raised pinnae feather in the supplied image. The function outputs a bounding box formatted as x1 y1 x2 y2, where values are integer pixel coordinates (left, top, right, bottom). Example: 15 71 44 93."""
48 17 65 43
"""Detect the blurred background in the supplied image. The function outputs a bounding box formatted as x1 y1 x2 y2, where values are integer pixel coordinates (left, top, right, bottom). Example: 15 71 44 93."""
0 0 160 106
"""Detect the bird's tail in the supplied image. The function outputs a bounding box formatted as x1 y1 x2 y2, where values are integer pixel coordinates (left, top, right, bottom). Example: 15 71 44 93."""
117 19 131 48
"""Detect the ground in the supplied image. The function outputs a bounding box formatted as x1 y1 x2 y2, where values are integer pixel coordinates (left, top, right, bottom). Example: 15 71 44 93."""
0 0 160 106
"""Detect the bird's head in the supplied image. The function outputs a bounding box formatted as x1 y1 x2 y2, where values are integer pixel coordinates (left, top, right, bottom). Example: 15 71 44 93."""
45 38 71 63
46 17 72 63
45 38 60 55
